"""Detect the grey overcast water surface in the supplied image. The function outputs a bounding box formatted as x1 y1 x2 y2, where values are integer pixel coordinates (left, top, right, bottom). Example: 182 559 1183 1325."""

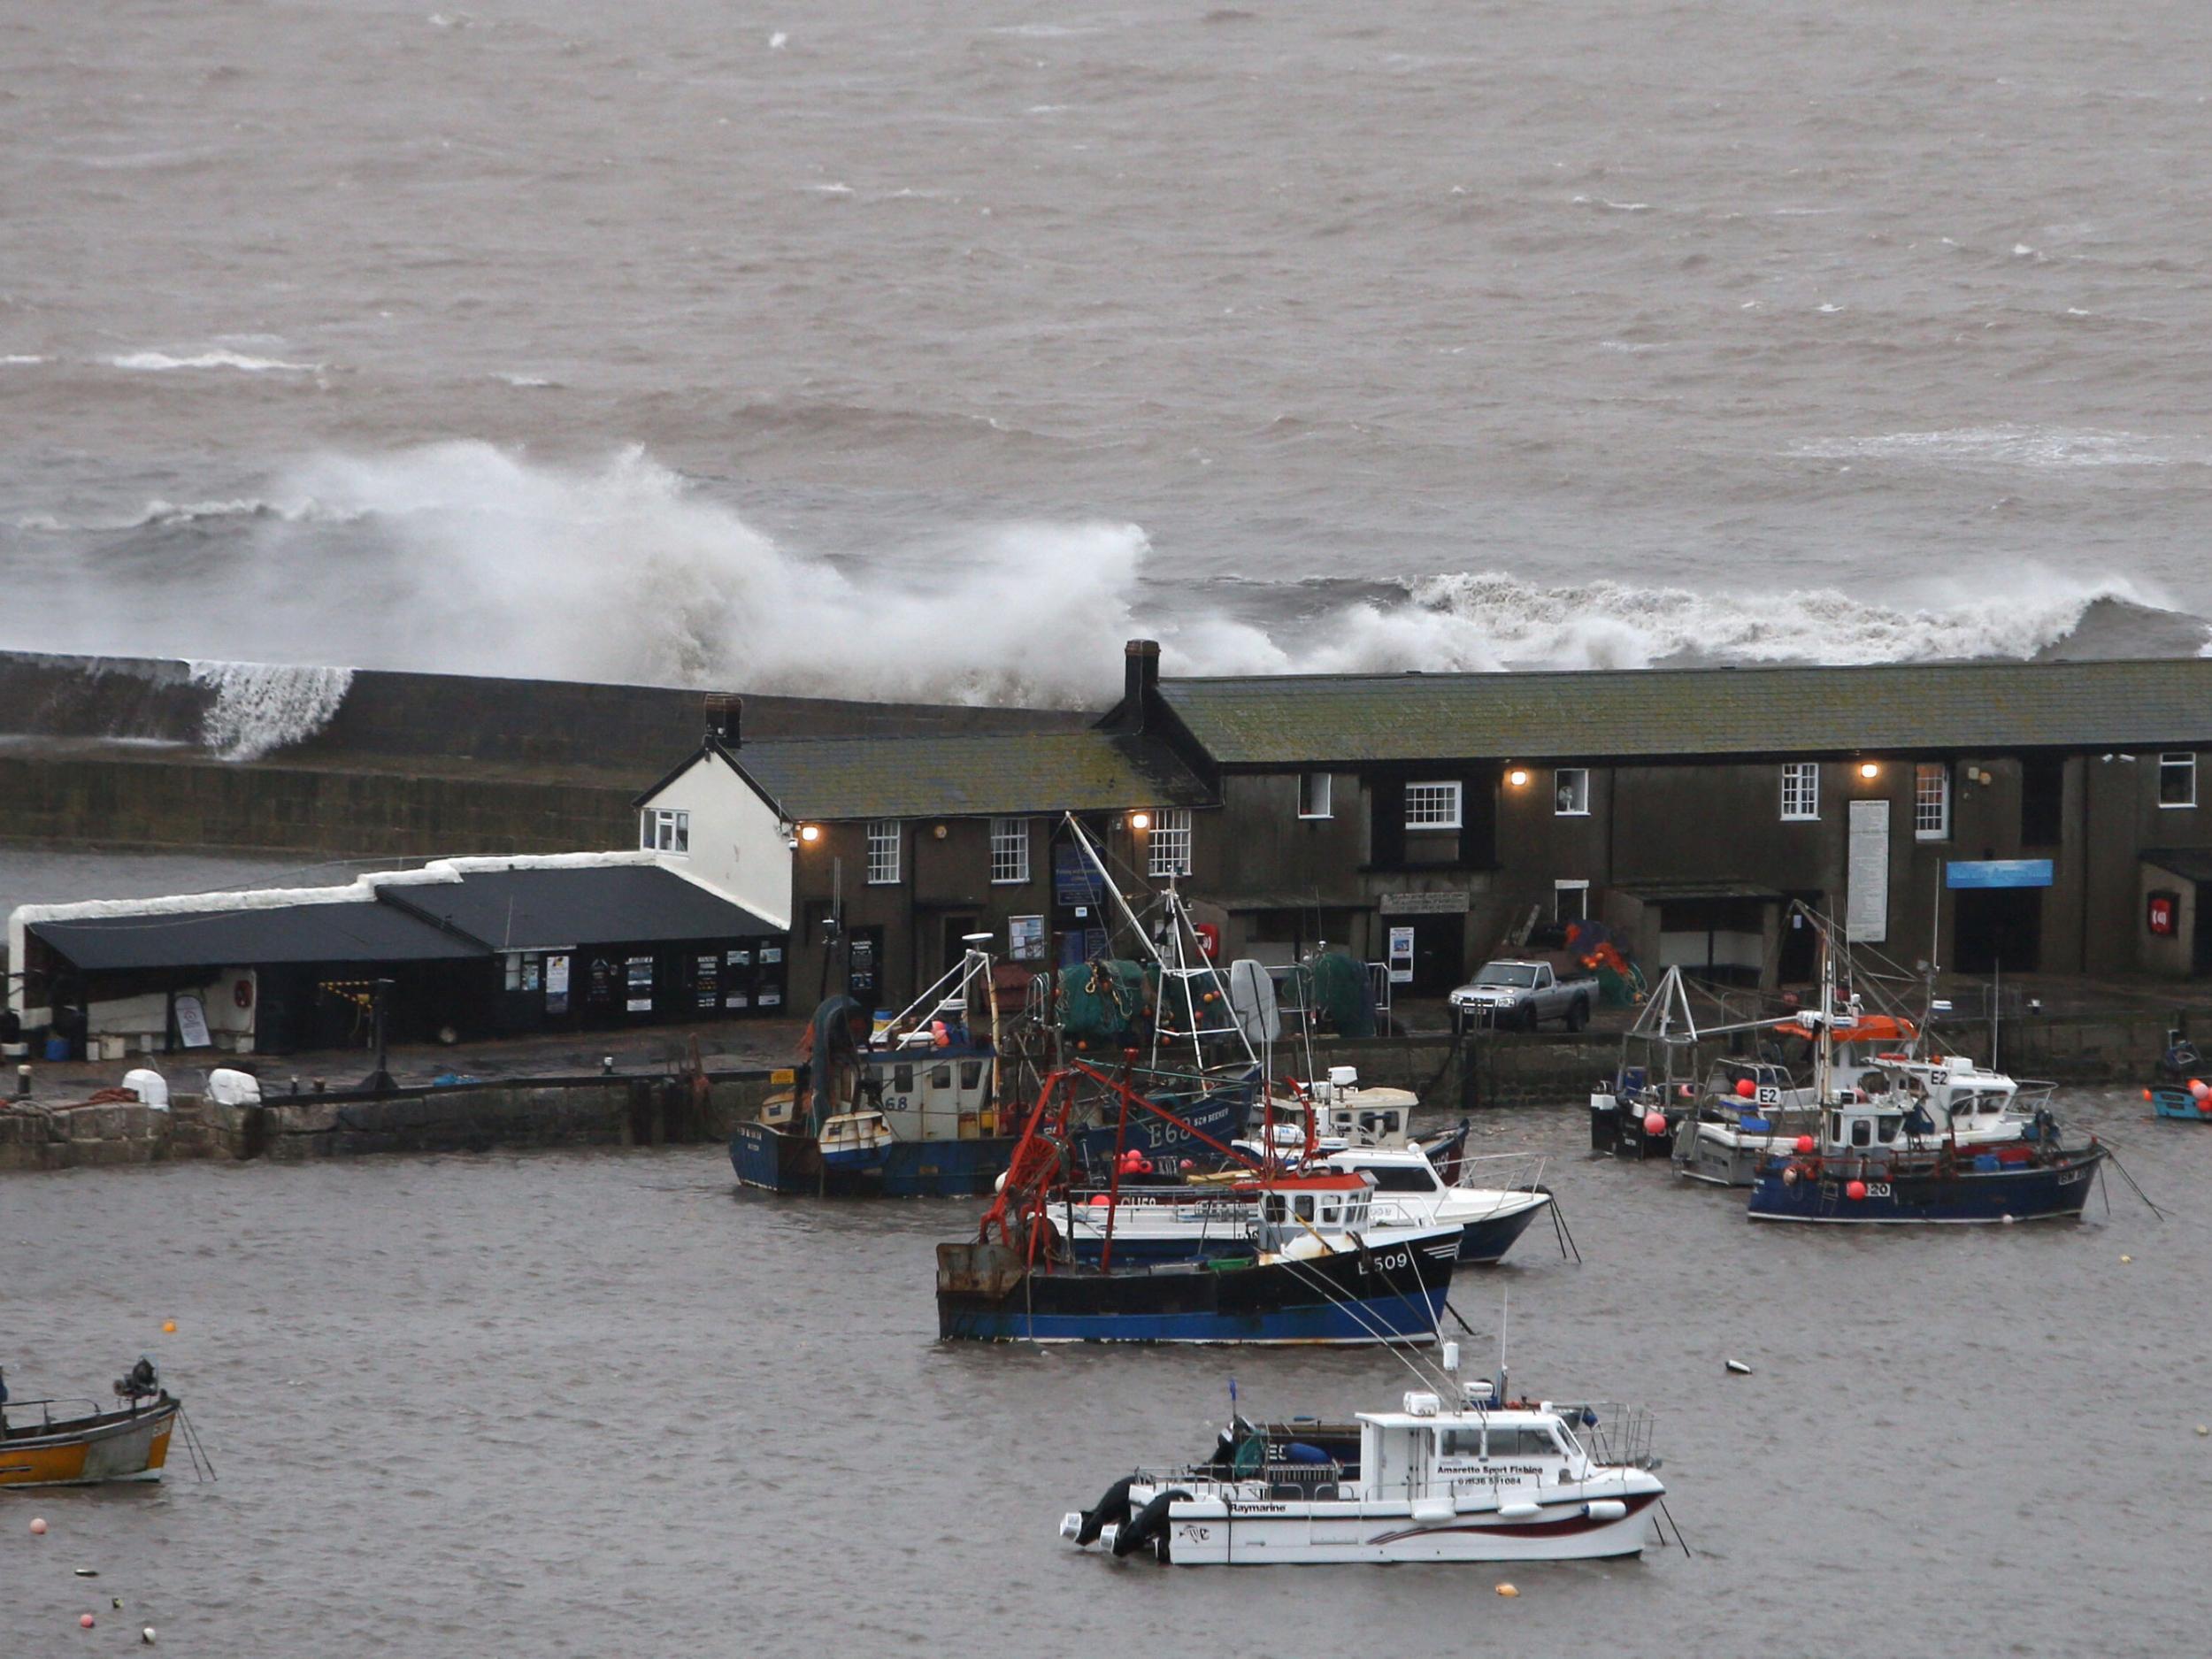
4 1094 2208 1656
4 3 2212 702
6 6 2212 1652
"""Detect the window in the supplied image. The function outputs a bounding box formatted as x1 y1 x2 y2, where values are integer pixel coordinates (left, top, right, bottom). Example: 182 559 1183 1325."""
1405 780 1463 829
1554 768 1590 816
1365 1164 1443 1194
1440 1429 1484 1457
1148 807 1193 878
1555 879 1589 922
866 819 901 885
2020 757 2064 845
1914 763 1951 841
989 817 1031 883
1780 763 1819 821
640 807 689 853
1298 772 1333 818
2160 752 2197 808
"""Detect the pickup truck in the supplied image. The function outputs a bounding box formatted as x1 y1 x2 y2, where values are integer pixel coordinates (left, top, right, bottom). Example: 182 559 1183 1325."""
1448 956 1596 1033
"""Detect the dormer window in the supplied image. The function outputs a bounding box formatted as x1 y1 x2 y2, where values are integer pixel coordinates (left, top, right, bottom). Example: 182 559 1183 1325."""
641 808 689 854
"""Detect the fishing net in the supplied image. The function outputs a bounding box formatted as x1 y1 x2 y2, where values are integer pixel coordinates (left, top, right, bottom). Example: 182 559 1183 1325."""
1056 958 1156 1042
1306 949 1375 1039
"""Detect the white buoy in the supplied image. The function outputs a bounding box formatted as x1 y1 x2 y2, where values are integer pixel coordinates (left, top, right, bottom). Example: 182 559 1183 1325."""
29 1517 48 1535
142 1626 157 1644
1441 1340 1460 1373
2120 1255 2132 1263
1725 1359 1752 1376
2196 1425 2208 1437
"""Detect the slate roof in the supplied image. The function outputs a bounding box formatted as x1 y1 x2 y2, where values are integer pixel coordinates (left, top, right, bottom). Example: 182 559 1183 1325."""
729 731 1213 820
380 864 779 950
30 901 480 974
1156 658 2212 766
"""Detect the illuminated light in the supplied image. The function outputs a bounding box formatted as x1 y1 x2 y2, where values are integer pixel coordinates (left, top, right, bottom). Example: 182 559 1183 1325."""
797 825 822 843
1129 811 1152 831
1858 761 1880 780
1506 768 1531 787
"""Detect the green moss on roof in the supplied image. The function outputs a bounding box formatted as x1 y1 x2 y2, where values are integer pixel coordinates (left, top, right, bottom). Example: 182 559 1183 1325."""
1159 658 2212 765
733 731 1211 820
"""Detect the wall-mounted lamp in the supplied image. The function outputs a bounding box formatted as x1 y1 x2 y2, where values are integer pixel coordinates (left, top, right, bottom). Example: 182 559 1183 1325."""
797 824 822 844
933 823 948 841
1506 767 1531 788
1857 761 1881 780
1129 810 1152 831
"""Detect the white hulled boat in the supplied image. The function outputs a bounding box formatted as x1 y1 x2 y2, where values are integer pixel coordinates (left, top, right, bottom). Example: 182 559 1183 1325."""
1061 1365 1664 1565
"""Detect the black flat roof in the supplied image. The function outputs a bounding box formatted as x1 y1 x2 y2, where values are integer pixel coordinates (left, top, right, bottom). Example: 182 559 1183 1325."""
30 901 480 973
379 864 780 951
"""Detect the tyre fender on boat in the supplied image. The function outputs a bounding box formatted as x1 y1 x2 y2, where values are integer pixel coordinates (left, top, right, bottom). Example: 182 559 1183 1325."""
1112 1487 1191 1559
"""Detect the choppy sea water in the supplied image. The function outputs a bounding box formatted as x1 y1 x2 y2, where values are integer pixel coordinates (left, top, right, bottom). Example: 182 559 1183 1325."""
4 3 2212 703
4 1089 2206 1656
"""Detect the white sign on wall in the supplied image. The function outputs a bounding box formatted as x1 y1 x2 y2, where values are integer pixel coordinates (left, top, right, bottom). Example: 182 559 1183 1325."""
1387 924 1417 985
173 993 211 1049
1847 799 1890 943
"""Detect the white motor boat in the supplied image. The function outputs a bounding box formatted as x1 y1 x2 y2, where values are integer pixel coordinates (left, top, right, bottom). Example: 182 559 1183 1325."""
1061 1373 1664 1565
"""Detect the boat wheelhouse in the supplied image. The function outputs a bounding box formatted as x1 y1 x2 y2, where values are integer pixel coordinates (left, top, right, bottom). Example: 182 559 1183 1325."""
1063 1378 1663 1564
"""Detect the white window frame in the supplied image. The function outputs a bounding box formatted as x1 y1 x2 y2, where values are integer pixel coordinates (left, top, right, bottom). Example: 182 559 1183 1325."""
1555 879 1590 922
1780 763 1820 822
1914 763 1951 841
1298 772 1333 819
1554 768 1591 817
641 807 689 853
2159 751 2197 809
866 819 902 885
1148 807 1193 878
988 817 1031 884
1405 780 1463 830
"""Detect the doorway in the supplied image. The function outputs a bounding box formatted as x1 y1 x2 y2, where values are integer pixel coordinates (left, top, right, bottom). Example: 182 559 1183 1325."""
2194 882 2212 976
1778 891 1822 984
1954 888 2042 974
1407 913 1464 995
941 914 979 974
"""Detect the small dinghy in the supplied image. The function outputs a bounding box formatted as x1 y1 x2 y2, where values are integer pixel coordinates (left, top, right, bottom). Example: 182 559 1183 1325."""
1060 1359 1665 1564
0 1359 180 1488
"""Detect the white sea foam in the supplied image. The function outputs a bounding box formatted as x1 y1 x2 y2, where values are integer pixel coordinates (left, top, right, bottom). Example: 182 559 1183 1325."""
1284 570 2167 676
1 354 43 365
1793 425 2191 469
126 442 2170 703
188 661 355 760
106 349 321 373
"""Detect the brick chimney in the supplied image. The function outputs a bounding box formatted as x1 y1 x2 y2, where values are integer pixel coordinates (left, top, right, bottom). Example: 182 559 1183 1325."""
703 692 741 748
1123 639 1160 732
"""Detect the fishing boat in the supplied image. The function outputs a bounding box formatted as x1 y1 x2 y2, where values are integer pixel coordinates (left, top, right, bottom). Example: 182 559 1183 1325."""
0 1359 178 1488
1058 1356 1664 1563
732 956 1253 1197
1061 1147 1552 1267
936 1064 1459 1344
2147 1030 2212 1119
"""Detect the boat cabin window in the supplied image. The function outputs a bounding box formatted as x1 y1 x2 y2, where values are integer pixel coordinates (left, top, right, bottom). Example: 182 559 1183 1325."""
1849 1116 1873 1148
1319 1202 1340 1225
1263 1194 1286 1223
893 1064 913 1093
1877 1114 1902 1143
1293 1194 1316 1222
1827 1110 1844 1142
960 1060 983 1091
1439 1429 1484 1457
1484 1427 1560 1459
1364 1164 1441 1194
930 1064 952 1090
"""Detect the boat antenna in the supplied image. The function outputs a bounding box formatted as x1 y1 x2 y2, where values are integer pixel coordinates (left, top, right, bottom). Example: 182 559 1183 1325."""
1496 1287 1510 1404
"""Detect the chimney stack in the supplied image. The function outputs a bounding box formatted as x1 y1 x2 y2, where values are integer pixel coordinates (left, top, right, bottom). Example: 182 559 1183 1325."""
1123 639 1161 732
703 693 742 749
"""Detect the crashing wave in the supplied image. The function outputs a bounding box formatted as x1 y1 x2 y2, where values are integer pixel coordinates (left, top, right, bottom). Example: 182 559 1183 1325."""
105 349 321 373
188 661 355 761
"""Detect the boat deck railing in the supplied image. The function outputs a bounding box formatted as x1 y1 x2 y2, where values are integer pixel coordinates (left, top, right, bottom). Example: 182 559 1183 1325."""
0 1396 107 1434
1568 1403 1657 1471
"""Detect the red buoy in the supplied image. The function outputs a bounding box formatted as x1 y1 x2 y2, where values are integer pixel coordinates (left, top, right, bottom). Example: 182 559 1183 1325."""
1734 1078 1755 1099
1642 1110 1668 1137
1794 1134 1816 1155
1846 1179 1869 1202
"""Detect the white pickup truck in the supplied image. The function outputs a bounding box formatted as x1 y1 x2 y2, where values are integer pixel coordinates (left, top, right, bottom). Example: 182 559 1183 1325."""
1449 956 1597 1033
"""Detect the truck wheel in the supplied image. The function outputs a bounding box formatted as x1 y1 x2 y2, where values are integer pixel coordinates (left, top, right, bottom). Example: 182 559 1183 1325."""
1520 1002 1540 1033
1566 997 1589 1033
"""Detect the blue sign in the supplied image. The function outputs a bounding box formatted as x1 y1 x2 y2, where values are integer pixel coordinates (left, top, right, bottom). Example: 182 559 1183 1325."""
1053 843 1105 907
1946 859 2054 890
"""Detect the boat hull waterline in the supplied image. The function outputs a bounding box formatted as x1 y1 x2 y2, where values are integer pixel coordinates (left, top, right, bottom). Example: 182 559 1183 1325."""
1746 1148 2105 1224
935 1229 1460 1345
1144 1489 1663 1564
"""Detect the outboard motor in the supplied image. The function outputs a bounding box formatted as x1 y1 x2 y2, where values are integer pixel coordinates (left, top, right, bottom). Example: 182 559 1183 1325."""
1112 1487 1192 1561
114 1356 160 1401
1066 1475 1135 1547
